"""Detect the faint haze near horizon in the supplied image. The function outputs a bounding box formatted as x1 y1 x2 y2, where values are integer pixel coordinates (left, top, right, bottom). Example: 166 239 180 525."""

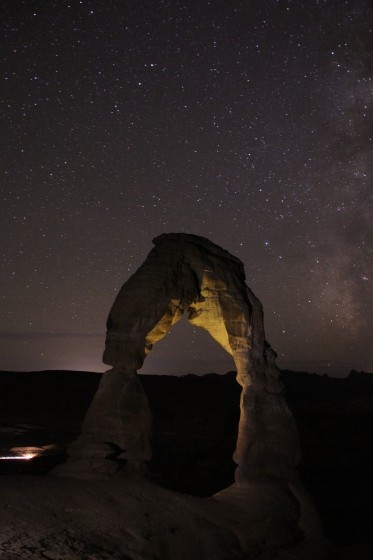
0 315 370 377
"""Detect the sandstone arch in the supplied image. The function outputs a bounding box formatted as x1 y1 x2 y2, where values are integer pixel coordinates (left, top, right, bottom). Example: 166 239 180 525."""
56 233 300 483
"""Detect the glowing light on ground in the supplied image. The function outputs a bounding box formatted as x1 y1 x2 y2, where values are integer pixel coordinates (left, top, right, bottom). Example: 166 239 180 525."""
0 453 36 460
0 447 41 461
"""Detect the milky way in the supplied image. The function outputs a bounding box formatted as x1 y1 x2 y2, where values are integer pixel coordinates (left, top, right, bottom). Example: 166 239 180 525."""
1 0 372 375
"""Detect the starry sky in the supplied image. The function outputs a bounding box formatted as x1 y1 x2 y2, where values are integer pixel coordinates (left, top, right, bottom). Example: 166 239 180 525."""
1 0 372 376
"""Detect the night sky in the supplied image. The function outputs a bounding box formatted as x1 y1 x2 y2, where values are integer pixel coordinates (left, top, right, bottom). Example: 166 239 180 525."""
1 0 372 376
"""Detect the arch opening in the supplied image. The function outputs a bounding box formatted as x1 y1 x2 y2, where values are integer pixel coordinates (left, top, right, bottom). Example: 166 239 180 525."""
140 310 236 376
138 297 240 496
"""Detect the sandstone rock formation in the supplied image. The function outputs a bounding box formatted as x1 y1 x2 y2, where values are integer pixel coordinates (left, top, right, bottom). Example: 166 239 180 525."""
56 233 300 485
46 234 326 555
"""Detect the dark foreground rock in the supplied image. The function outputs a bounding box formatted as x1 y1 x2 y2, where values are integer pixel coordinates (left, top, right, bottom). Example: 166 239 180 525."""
0 471 332 560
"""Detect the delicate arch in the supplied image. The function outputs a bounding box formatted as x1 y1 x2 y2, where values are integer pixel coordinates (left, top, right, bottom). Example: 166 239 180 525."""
56 233 300 482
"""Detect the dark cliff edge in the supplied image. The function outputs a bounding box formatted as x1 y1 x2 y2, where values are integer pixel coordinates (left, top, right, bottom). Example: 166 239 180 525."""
0 368 372 548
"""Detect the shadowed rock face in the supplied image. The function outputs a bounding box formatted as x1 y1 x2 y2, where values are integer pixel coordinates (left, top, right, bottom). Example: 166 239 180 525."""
57 233 300 483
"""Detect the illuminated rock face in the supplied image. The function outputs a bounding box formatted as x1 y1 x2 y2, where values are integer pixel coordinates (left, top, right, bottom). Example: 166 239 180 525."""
61 233 299 481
